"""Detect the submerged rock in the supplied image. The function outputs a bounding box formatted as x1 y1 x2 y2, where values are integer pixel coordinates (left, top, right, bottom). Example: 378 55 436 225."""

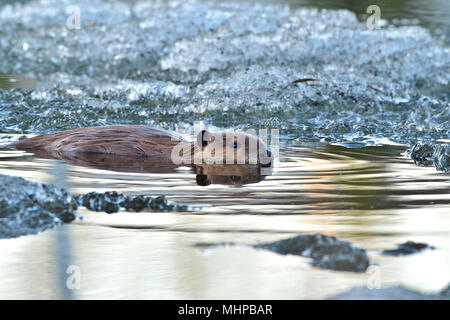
330 285 450 300
0 174 77 238
255 234 370 272
74 191 188 213
381 241 435 256
408 143 450 172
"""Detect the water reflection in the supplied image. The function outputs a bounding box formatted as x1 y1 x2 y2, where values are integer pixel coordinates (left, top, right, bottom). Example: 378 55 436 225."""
2 146 272 186
194 163 272 186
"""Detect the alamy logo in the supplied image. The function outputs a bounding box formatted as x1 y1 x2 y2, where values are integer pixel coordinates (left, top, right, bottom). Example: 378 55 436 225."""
366 265 381 289
66 265 81 290
366 5 381 30
66 5 81 30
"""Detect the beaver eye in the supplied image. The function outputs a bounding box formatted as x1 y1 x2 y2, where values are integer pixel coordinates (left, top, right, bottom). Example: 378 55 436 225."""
230 176 241 182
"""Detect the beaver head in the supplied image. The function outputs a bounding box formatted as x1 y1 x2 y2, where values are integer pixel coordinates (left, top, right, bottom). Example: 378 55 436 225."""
194 130 272 167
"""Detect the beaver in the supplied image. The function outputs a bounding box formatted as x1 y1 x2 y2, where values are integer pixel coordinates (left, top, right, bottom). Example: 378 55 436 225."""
10 125 273 185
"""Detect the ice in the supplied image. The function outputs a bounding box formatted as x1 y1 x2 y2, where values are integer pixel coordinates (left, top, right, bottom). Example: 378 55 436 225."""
0 174 77 238
408 142 450 172
0 0 448 147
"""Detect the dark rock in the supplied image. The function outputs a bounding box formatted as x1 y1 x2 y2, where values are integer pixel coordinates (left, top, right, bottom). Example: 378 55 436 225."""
254 234 370 272
75 191 188 213
0 174 77 238
381 241 435 256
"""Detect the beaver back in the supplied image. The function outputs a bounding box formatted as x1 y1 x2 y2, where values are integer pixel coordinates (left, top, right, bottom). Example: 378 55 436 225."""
11 125 188 158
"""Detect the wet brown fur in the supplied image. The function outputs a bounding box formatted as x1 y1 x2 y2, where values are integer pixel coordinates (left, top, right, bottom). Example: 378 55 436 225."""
9 125 273 185
11 125 190 158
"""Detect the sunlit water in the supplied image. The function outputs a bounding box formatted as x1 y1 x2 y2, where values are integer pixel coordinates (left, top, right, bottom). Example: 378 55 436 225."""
0 140 449 299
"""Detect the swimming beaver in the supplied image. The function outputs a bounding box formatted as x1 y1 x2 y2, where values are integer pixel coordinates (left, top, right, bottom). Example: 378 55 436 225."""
10 125 273 185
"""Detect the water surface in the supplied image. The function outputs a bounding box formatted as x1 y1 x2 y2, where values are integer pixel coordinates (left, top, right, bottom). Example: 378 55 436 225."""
0 141 449 299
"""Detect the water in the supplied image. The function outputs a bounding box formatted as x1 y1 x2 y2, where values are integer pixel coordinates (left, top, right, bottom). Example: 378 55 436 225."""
0 140 449 299
0 0 449 299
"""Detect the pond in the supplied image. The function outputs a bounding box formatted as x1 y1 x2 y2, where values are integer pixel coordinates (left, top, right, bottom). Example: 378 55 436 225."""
1 139 449 298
